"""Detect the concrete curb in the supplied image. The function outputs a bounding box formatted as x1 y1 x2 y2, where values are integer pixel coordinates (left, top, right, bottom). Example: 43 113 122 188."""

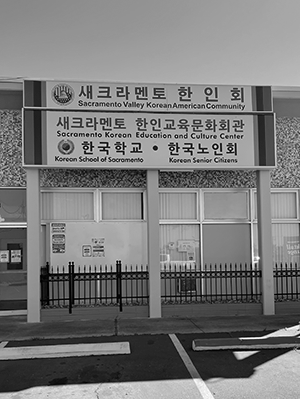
192 336 300 351
0 341 131 360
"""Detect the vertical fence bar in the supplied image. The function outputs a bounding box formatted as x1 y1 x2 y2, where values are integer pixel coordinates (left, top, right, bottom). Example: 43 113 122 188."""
88 265 92 304
289 263 293 299
224 263 228 301
41 262 50 306
250 263 253 300
214 265 217 302
68 262 72 313
94 265 98 304
229 263 233 301
295 263 299 297
68 261 74 314
142 265 145 304
245 263 248 300
208 264 212 302
51 267 55 306
46 262 50 305
234 263 238 301
285 263 288 299
72 262 75 304
56 266 60 306
219 264 223 301
116 260 123 312
280 263 284 300
135 265 138 304
77 265 81 306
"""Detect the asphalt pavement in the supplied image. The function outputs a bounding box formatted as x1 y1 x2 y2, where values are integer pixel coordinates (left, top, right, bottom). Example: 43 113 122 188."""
0 313 300 399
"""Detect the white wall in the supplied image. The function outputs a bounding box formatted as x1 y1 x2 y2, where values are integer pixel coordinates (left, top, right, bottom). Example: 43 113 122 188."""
49 221 147 269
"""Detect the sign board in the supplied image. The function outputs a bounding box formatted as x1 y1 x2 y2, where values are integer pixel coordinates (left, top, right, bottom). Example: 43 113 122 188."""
82 245 92 257
51 222 66 233
23 110 276 169
24 80 273 113
23 79 275 170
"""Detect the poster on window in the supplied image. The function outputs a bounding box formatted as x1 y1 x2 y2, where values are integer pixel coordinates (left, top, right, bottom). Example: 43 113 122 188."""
52 234 66 254
284 236 300 260
0 250 9 263
11 249 22 263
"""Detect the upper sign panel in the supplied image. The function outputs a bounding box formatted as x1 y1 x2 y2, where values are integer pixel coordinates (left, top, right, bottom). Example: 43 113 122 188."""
24 80 273 113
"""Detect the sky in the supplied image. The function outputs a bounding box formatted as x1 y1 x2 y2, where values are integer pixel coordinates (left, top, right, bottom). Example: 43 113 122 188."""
0 0 300 86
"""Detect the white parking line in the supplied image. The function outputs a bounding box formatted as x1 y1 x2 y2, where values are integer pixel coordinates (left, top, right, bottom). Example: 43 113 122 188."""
169 334 214 399
0 342 130 360
0 341 8 348
240 324 300 339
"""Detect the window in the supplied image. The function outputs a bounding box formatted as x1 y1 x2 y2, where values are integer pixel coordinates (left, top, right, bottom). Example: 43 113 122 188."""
0 189 26 223
41 191 94 221
253 190 300 265
102 192 144 220
203 224 251 265
159 192 197 220
160 224 199 269
271 192 297 219
204 191 249 220
272 224 300 264
159 192 199 269
159 189 252 268
253 191 297 219
203 191 251 264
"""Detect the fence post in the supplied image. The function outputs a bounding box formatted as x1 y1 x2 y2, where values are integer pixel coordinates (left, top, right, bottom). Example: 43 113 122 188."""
116 260 123 312
68 261 74 314
40 262 50 306
72 261 75 305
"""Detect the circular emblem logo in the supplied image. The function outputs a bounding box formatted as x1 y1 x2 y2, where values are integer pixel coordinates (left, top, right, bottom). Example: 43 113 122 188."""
52 83 74 105
58 139 75 155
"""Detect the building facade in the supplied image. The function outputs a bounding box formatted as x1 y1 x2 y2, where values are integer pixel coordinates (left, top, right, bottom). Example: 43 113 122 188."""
0 81 300 321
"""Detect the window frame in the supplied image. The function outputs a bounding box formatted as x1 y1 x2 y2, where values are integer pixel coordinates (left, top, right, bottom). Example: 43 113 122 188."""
252 189 299 222
252 188 300 265
0 187 27 227
99 189 146 222
159 189 199 224
40 188 97 223
202 188 250 223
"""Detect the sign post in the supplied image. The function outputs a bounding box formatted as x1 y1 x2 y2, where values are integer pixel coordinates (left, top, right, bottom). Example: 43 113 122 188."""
26 168 41 322
256 170 275 315
147 170 161 318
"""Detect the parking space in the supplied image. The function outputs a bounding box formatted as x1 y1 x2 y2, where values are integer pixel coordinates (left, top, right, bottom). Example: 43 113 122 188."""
0 334 204 399
1 332 300 399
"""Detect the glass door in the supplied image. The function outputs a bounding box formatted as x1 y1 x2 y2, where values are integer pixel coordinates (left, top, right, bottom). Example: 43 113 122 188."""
0 229 27 310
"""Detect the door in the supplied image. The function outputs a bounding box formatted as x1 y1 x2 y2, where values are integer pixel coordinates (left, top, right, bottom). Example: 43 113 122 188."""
0 231 27 310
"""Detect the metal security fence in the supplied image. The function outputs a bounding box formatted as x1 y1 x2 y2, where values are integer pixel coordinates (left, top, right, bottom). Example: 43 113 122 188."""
274 263 300 301
161 263 262 303
41 261 149 313
41 261 300 313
